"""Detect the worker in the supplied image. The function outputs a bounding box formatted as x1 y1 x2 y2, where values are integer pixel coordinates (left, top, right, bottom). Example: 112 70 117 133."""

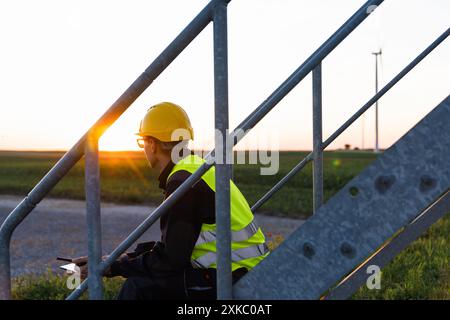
73 102 269 300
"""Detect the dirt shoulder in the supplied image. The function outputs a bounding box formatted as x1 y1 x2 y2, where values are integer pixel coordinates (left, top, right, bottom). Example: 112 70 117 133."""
0 195 303 277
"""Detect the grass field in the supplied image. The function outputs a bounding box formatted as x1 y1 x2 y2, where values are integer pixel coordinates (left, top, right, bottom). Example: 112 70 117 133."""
1 150 448 299
0 150 377 218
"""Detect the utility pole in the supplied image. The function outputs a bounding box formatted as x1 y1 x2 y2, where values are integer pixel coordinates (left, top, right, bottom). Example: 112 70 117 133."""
372 49 382 153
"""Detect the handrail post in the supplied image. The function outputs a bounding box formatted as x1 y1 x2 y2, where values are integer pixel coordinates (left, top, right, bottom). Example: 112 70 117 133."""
0 1 219 300
0 232 12 299
85 131 103 300
213 0 232 300
312 63 323 213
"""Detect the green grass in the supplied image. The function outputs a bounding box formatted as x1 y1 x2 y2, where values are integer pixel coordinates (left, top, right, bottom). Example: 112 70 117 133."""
12 269 125 300
0 150 376 218
1 150 448 299
351 213 449 300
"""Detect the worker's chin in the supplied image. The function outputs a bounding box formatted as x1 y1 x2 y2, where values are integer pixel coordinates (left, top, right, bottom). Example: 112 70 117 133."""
147 159 156 168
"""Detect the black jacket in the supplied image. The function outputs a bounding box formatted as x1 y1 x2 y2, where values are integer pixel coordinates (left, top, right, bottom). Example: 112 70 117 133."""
109 157 216 278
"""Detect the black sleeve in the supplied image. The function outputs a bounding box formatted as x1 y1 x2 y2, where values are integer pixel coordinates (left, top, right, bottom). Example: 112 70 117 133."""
110 172 202 277
108 241 157 278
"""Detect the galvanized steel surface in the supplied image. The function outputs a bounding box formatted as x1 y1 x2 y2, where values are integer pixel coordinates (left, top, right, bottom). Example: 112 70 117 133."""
234 96 450 299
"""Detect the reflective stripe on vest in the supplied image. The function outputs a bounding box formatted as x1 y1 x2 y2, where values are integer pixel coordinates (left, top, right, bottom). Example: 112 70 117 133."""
191 243 270 269
194 219 260 246
168 154 269 271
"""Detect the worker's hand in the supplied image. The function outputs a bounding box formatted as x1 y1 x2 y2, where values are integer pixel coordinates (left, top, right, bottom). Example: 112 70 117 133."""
71 254 126 279
71 256 88 280
102 253 128 278
72 256 88 266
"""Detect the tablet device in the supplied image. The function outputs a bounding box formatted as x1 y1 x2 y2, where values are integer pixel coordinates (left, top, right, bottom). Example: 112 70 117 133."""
59 263 78 274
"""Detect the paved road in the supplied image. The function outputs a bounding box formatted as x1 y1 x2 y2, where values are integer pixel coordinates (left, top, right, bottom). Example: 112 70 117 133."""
0 195 304 277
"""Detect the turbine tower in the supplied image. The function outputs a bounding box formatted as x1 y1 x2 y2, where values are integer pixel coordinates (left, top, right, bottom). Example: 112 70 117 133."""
372 49 382 153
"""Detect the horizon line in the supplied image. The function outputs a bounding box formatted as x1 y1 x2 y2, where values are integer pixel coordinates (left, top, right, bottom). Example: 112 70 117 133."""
0 148 381 153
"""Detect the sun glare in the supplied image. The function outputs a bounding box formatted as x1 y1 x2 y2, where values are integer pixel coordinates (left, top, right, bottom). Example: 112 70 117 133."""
99 125 140 151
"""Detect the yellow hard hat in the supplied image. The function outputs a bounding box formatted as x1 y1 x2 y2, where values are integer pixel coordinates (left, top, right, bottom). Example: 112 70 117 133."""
136 102 194 142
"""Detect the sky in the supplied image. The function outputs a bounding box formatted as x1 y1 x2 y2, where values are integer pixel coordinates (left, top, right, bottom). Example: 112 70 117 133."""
0 0 449 151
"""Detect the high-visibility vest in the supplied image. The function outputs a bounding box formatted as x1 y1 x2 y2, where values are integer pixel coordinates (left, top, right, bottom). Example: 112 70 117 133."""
167 154 269 271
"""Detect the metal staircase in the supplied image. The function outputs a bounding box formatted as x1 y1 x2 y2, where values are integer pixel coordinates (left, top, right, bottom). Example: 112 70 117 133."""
234 96 450 299
0 0 448 300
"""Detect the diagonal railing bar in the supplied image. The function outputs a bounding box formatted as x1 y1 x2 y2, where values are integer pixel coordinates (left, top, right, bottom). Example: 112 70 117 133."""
251 154 313 212
66 158 219 299
250 27 450 213
0 0 227 300
66 0 384 299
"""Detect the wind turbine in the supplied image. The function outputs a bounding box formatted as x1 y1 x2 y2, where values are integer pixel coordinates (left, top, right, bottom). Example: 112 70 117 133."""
372 48 382 153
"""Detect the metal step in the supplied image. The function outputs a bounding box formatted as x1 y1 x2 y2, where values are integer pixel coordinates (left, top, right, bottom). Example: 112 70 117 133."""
234 95 450 299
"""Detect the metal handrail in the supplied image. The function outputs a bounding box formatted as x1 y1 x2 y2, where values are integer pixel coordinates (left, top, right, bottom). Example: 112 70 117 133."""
0 0 229 300
251 27 450 213
8 0 445 300
66 0 385 299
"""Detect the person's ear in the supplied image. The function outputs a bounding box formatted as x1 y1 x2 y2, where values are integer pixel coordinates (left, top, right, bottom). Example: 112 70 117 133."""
149 138 157 154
